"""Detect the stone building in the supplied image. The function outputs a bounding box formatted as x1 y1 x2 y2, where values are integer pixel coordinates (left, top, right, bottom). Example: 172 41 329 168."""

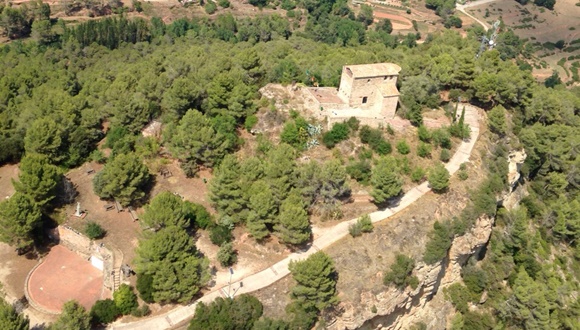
306 62 401 128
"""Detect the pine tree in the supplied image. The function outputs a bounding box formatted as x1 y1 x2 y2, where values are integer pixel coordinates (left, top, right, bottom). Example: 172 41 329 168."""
169 109 232 171
246 180 276 240
509 268 551 329
134 226 210 304
0 193 42 250
275 190 310 245
49 300 91 330
92 152 151 206
13 153 62 207
488 105 507 136
370 156 403 204
428 163 450 193
141 191 189 230
288 252 338 313
24 117 63 161
264 144 296 206
209 155 244 222
0 296 29 330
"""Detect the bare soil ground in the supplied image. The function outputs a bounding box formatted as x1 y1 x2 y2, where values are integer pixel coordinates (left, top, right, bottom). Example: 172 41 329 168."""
27 245 104 313
467 0 580 83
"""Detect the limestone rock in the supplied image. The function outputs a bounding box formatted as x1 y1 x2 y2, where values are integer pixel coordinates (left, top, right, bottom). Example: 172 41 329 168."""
507 149 526 190
329 215 494 330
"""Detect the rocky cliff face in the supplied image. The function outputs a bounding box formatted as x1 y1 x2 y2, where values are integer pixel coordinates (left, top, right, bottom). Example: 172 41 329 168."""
329 149 528 330
329 215 494 330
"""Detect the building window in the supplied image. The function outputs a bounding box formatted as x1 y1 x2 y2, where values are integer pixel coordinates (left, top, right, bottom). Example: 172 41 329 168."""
362 96 368 104
384 76 388 80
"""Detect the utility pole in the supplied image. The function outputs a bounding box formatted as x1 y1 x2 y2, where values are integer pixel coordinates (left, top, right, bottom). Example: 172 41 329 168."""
227 267 233 298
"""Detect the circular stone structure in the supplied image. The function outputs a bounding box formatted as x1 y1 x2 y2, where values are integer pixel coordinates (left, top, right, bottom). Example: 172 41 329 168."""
27 245 104 313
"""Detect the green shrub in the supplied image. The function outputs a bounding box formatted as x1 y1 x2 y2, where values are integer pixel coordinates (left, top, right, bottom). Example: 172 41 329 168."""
396 140 410 154
189 295 263 330
346 160 372 184
90 149 106 163
130 304 150 317
386 124 395 135
205 0 217 14
358 214 373 232
348 214 373 237
417 142 431 158
383 254 417 289
411 167 425 182
360 125 382 145
428 163 450 193
346 117 360 131
113 284 138 315
244 115 258 131
136 273 154 303
85 222 106 240
400 156 411 175
459 162 467 171
90 299 119 325
218 0 230 7
423 221 452 264
210 225 232 246
322 123 350 148
444 283 471 314
105 126 129 149
439 148 451 162
375 140 392 155
417 125 431 142
217 242 237 267
458 170 469 181
431 128 451 149
461 265 488 295
348 222 362 237
281 116 309 149
183 201 213 229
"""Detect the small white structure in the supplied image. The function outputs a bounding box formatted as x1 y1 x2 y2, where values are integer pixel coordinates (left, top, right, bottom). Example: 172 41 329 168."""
74 202 83 217
90 256 104 271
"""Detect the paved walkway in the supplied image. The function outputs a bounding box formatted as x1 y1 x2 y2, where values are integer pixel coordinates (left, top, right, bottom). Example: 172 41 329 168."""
110 105 481 330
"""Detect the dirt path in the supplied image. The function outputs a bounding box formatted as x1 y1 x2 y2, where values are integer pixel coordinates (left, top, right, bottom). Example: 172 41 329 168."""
457 1 496 31
373 11 413 30
109 104 482 330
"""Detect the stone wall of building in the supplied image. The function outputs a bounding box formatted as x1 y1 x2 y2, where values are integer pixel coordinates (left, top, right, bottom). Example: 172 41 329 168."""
380 96 399 118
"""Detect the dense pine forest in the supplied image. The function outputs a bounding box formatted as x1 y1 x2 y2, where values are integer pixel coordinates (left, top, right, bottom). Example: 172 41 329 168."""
0 0 579 328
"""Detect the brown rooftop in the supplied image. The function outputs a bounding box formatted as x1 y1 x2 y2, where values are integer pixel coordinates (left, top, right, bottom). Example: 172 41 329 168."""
344 63 401 78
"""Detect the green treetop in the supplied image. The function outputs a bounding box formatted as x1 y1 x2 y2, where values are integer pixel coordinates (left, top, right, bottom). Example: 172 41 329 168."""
49 300 91 330
370 156 403 204
92 152 151 206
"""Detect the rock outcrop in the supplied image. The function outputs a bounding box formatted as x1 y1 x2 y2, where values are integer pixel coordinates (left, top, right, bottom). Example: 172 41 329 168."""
329 148 529 329
507 149 526 190
502 149 527 210
330 215 494 330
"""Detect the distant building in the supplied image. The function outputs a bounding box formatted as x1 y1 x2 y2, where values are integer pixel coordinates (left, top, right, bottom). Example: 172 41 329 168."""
306 62 401 128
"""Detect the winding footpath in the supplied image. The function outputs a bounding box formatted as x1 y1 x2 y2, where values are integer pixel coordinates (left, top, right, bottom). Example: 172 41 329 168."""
456 0 503 31
110 105 481 330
